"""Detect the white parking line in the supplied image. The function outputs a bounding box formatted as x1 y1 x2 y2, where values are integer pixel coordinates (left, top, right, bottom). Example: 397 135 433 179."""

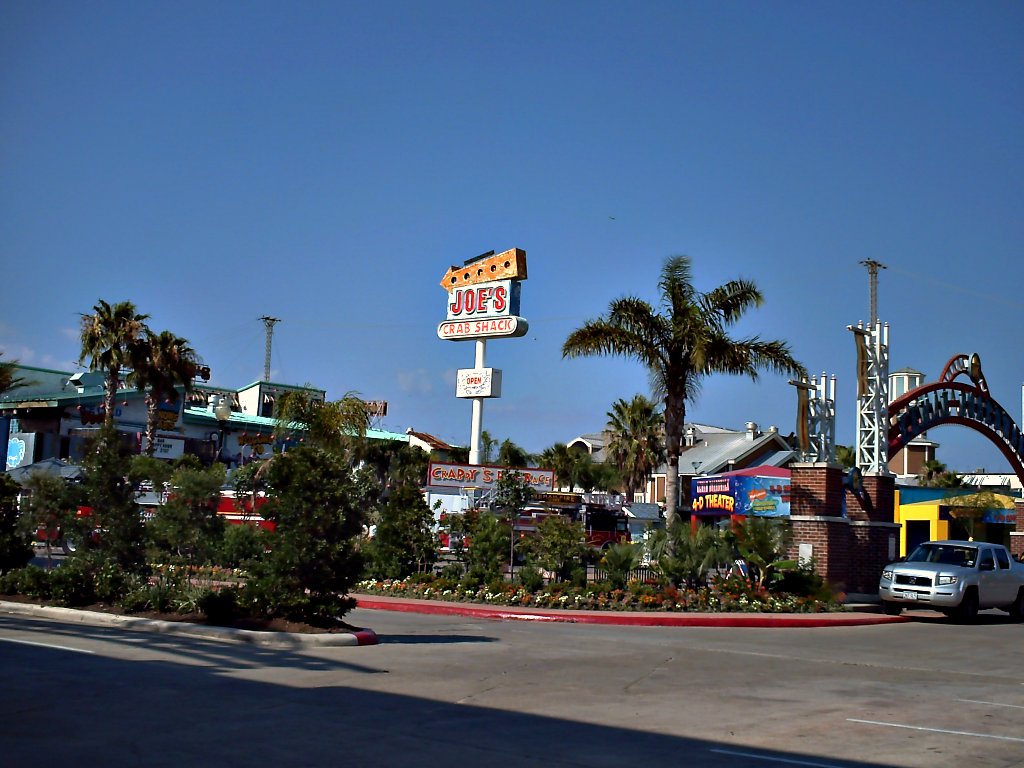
956 698 1024 709
848 718 1024 743
708 749 847 767
0 637 95 654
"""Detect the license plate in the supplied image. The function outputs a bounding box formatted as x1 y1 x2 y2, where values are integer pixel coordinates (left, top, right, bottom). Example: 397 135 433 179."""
901 592 918 601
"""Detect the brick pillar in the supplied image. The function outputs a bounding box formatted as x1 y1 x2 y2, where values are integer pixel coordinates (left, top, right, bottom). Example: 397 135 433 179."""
1011 501 1024 559
788 463 849 588
846 473 899 593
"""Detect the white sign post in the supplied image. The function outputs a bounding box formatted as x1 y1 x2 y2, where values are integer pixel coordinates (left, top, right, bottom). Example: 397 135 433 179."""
438 248 528 465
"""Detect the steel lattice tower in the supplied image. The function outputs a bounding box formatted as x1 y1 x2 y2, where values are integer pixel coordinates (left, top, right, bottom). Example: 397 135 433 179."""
259 316 280 382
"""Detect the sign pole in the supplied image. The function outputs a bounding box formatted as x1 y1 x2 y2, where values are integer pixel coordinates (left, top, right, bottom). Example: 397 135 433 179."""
469 338 486 464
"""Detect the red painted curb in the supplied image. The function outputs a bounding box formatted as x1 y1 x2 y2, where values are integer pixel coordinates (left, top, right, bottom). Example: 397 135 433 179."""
352 628 379 645
353 598 907 628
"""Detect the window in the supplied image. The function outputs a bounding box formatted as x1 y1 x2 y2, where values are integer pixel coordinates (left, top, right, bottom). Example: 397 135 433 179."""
995 548 1010 570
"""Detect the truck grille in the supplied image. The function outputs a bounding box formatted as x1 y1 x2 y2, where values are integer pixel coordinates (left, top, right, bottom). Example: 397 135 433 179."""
894 574 932 587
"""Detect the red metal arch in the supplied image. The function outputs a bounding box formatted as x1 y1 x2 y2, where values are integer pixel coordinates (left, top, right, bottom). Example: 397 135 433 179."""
888 380 1024 484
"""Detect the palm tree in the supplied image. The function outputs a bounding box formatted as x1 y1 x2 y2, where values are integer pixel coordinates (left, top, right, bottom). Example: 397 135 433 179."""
273 389 370 456
606 394 665 503
79 300 150 426
0 352 31 398
563 256 805 528
497 438 532 468
128 331 199 456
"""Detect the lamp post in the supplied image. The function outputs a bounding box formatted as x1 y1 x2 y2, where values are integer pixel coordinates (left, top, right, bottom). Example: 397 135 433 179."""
214 397 232 462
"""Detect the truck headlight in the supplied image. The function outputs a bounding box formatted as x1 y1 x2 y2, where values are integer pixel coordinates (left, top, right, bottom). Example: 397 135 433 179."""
937 575 958 585
881 569 893 581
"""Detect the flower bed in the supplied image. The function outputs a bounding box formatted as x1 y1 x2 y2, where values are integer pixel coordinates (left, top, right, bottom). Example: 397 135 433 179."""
355 575 843 614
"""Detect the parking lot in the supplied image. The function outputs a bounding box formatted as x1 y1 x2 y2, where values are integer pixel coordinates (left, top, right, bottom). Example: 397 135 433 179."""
2 601 1021 767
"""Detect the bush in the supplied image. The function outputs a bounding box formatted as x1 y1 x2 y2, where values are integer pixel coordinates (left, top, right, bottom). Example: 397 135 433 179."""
517 565 545 592
47 559 97 607
93 559 143 603
199 587 241 625
218 524 267 569
4 566 52 600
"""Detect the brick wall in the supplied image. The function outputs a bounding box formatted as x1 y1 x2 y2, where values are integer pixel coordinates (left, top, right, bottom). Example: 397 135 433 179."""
789 517 850 588
1012 501 1024 559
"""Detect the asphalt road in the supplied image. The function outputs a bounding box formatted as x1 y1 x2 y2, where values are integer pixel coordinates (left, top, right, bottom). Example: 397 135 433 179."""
1 605 1021 768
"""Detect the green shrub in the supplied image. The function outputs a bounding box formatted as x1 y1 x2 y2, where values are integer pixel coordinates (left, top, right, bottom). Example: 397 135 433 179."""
438 562 464 581
199 587 241 625
9 566 52 600
93 560 143 603
517 565 545 592
218 524 267 569
47 559 97 607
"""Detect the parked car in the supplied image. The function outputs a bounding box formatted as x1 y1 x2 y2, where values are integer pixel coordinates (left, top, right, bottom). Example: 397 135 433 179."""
879 540 1024 621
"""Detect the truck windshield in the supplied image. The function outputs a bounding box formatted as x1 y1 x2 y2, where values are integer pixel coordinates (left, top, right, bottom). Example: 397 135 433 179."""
906 543 977 568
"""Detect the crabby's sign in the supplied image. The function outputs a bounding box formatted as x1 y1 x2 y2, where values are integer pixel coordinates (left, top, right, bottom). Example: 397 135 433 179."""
427 461 555 493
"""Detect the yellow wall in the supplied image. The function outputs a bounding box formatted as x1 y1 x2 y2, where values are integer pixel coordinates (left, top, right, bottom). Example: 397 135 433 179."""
893 490 949 556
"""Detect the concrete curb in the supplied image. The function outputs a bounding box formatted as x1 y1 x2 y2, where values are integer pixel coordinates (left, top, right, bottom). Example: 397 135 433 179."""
0 601 379 648
352 595 907 628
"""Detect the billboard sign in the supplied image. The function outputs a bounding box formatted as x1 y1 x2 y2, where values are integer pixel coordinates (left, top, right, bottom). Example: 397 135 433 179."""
691 474 791 517
447 279 521 321
428 461 555 493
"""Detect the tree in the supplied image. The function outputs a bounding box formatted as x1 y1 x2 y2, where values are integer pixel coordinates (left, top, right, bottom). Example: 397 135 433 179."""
563 256 805 529
364 483 438 579
23 473 85 567
651 521 731 589
79 300 150 426
919 459 962 489
80 425 147 570
0 474 34 573
0 351 32 398
728 516 796 590
146 463 226 567
495 471 535 573
531 515 586 582
480 431 498 464
273 389 370 457
600 542 643 590
249 447 370 624
128 330 199 456
497 438 532 468
606 395 665 503
835 445 856 470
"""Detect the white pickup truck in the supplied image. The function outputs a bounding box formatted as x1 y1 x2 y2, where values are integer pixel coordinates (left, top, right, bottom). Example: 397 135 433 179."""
879 540 1024 621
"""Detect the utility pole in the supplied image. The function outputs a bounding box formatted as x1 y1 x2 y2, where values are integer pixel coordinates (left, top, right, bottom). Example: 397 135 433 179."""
259 316 280 382
859 260 886 324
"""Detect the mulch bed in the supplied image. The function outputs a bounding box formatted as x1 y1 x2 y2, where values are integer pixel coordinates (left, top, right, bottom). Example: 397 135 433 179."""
1 593 358 634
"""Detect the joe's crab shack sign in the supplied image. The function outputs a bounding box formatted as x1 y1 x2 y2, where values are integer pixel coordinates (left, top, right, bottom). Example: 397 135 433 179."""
428 461 555 493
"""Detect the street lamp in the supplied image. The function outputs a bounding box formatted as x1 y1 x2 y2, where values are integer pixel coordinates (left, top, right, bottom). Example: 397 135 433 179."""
214 397 232 462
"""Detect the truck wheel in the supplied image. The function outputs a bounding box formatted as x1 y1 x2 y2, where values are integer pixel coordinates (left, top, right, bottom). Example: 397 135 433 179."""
882 601 903 616
955 589 979 623
1005 588 1024 620
61 536 79 555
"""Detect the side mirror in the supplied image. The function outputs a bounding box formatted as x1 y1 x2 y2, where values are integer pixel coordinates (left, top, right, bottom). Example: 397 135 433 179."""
979 560 995 572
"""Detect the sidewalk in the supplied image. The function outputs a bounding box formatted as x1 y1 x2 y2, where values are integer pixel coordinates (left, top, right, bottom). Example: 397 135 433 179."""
351 593 904 628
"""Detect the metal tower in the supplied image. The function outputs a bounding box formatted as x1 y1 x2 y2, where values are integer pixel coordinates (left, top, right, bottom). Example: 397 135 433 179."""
859 259 886 324
259 316 280 382
849 320 891 475
791 373 837 463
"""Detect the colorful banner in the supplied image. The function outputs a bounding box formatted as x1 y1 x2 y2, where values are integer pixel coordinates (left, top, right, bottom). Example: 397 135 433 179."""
691 474 791 517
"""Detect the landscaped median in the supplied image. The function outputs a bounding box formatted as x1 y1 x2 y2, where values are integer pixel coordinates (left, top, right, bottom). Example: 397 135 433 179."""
0 599 380 647
353 577 905 627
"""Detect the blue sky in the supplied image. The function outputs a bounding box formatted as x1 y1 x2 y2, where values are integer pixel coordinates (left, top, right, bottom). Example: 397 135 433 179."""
2 2 1022 472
